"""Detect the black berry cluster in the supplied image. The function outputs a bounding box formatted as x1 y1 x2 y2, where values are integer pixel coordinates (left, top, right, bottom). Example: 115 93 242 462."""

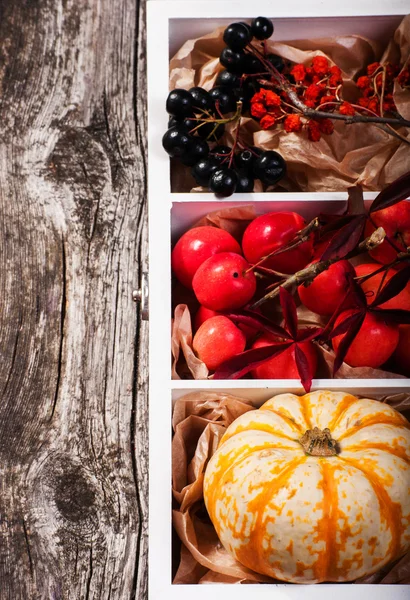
162 17 287 196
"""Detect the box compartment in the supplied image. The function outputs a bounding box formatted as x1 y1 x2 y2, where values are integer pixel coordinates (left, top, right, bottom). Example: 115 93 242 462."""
171 198 410 390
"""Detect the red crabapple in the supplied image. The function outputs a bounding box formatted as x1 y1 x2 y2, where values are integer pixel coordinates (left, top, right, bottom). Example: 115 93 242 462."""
192 252 256 311
364 200 410 264
171 226 241 288
194 306 221 330
298 260 355 316
242 212 313 274
355 263 410 311
332 310 399 368
193 316 246 370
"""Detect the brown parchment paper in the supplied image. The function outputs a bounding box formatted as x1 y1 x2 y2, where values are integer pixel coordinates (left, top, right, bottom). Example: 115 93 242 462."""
172 391 410 584
171 205 409 381
169 16 410 193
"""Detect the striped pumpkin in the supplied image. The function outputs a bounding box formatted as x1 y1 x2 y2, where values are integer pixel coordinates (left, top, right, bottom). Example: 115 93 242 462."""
203 391 410 583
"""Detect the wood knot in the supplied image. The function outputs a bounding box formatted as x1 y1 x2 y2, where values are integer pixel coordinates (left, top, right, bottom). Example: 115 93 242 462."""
299 427 339 456
54 467 96 523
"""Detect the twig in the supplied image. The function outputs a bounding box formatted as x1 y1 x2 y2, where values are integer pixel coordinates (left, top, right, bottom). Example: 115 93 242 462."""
250 227 386 309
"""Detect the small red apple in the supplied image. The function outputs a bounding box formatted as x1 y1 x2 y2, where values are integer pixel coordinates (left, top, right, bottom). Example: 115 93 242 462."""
365 200 410 264
355 263 410 310
391 324 410 375
171 226 241 288
194 305 260 341
192 252 257 311
298 260 355 316
193 316 246 371
194 306 221 330
242 212 313 274
332 310 399 368
251 334 317 379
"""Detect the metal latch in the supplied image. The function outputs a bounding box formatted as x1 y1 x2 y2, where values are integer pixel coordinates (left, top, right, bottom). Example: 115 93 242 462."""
132 272 149 320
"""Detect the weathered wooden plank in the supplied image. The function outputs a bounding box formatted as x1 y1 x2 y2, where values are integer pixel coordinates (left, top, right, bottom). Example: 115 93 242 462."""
0 0 148 598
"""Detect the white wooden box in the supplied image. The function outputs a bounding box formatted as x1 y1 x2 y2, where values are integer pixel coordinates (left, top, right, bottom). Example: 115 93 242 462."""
147 2 410 599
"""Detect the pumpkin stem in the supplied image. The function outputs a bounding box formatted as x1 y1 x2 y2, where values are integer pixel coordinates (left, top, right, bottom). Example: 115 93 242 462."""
299 427 339 457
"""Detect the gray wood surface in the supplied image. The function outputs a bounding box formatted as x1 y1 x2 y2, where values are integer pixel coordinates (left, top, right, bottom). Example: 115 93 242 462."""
0 0 148 598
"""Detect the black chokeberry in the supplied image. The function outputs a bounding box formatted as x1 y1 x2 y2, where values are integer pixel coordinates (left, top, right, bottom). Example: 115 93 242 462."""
220 48 245 74
183 117 199 132
162 126 194 158
168 115 183 128
223 22 251 51
236 171 254 192
266 54 285 73
253 150 286 186
209 86 236 113
251 17 274 40
180 138 209 166
191 157 220 187
166 88 193 118
243 54 265 75
236 148 262 173
209 168 238 197
210 145 231 164
215 70 240 89
189 87 214 112
239 22 252 37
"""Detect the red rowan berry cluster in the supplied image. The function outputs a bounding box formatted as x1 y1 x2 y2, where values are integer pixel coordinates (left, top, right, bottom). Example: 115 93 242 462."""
250 56 340 141
355 62 401 115
249 54 409 142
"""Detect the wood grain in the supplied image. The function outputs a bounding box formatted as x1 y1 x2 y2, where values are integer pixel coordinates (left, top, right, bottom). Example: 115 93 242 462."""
0 0 148 598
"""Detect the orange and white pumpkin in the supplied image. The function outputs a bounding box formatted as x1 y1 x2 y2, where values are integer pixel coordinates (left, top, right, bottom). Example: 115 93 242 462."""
203 390 410 583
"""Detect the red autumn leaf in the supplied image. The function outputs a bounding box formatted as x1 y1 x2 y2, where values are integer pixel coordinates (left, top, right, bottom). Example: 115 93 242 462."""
369 170 410 214
370 265 410 308
226 311 292 340
295 344 314 393
321 276 364 340
318 214 356 232
333 311 366 375
351 277 368 309
328 309 366 340
320 214 366 261
369 309 410 324
347 185 366 215
279 286 298 339
296 327 324 342
213 342 293 380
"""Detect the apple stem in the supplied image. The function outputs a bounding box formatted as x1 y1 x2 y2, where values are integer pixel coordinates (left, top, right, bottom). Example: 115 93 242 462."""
250 227 386 309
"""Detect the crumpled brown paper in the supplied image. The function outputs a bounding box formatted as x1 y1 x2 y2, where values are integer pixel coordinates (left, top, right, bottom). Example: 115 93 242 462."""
171 205 409 381
169 16 410 193
172 391 410 584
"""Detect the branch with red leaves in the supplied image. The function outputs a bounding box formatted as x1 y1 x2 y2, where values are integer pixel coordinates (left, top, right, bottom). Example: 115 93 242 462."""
250 227 386 309
214 288 322 392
